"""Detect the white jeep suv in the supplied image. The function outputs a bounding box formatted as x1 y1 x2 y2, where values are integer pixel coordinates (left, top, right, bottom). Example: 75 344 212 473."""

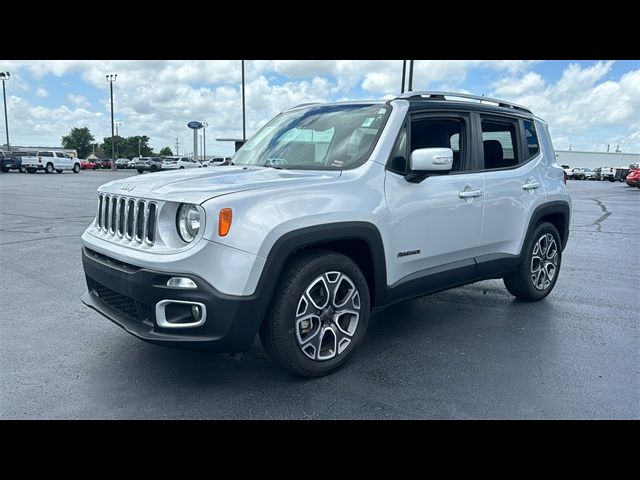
81 91 571 377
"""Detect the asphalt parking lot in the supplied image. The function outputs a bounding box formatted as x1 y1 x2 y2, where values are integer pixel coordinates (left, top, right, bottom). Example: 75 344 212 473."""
1 170 638 419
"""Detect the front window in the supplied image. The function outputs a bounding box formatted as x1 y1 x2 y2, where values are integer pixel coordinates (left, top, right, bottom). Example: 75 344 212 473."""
232 104 390 170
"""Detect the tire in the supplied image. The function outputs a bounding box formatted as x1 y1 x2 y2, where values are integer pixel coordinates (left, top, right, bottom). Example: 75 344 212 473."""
27 168 36 174
260 250 370 377
609 178 615 182
137 168 144 174
1 167 8 173
73 164 80 174
150 165 158 172
44 163 54 174
503 222 562 301
19 166 26 173
55 169 63 174
93 165 98 170
179 166 184 169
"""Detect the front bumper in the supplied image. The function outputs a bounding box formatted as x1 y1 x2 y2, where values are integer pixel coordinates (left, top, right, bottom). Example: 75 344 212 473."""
81 247 273 352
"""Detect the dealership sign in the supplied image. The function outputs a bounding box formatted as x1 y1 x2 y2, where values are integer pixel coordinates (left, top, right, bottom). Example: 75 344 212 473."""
188 121 203 130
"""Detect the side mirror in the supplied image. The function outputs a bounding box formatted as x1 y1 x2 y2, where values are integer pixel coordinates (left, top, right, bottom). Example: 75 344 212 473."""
405 148 453 183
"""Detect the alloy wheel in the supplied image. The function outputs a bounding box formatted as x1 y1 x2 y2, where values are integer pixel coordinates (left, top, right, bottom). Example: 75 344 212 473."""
530 233 558 290
295 271 361 361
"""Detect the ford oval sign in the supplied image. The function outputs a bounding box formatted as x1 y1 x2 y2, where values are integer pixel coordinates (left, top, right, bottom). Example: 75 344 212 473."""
188 121 203 129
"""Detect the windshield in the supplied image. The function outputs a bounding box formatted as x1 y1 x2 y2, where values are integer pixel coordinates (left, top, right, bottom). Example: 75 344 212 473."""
232 104 390 170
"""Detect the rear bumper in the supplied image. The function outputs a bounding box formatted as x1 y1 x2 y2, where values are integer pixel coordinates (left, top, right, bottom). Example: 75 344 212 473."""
81 247 273 352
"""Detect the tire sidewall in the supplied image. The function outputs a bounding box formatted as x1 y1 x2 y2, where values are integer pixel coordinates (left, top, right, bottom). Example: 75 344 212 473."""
268 252 370 376
522 222 562 300
45 163 54 174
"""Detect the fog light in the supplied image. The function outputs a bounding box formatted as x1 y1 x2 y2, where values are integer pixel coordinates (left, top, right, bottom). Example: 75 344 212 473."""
191 305 202 321
167 277 197 289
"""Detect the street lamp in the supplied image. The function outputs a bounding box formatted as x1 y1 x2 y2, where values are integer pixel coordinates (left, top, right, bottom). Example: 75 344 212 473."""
241 60 246 141
0 72 10 153
202 122 208 161
106 74 117 170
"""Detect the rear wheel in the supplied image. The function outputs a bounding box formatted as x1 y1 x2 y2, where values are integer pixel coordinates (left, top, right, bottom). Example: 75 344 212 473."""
45 163 54 174
503 222 562 301
150 165 158 172
1 167 8 173
55 169 63 173
27 168 36 174
137 168 144 174
19 166 26 173
260 250 370 377
73 164 80 173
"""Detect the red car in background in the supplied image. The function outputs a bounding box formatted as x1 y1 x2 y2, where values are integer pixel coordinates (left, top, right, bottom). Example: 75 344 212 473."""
80 159 96 170
625 168 640 187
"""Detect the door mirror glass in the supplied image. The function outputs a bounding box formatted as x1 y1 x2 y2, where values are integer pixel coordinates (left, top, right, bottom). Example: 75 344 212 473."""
409 148 453 173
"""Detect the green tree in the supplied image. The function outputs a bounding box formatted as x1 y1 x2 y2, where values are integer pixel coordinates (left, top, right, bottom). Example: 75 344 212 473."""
61 127 95 159
159 147 173 156
101 135 154 159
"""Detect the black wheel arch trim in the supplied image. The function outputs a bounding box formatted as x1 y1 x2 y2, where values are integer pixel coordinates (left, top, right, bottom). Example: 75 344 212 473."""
256 221 388 308
522 201 570 253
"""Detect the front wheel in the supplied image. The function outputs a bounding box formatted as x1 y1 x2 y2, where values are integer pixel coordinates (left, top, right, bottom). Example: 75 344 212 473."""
55 169 63 174
503 222 562 301
137 169 144 174
260 250 370 377
26 168 36 174
19 166 26 173
1 167 8 173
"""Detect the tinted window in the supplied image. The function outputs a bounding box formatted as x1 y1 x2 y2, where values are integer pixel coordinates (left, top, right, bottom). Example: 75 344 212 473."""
39 152 54 157
523 120 539 159
410 118 465 172
480 119 519 169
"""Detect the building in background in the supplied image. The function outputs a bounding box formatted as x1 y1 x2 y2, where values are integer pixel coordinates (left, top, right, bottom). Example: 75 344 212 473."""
555 150 640 169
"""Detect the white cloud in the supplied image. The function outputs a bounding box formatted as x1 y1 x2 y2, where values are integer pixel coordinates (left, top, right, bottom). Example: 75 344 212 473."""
36 87 48 98
67 94 90 108
490 61 640 152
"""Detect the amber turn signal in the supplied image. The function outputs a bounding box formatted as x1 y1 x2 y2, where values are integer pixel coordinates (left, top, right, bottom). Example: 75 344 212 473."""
218 208 232 236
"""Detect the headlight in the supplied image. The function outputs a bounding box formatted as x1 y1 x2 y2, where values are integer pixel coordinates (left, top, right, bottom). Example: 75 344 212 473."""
176 203 200 243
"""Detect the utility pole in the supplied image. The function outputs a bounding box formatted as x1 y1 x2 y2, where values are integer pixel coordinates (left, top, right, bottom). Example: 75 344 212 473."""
0 72 10 153
401 60 406 94
106 74 117 170
408 60 414 92
175 137 180 155
241 60 246 141
138 138 141 157
115 121 122 159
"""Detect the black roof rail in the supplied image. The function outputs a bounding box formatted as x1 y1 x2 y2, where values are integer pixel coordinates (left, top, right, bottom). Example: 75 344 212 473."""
396 90 532 113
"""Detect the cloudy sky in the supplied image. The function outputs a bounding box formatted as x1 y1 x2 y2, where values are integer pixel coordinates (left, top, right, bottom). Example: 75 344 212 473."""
1 60 639 156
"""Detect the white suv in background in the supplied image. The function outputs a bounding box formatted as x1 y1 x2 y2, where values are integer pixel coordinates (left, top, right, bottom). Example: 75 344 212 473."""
81 91 571 377
161 156 201 170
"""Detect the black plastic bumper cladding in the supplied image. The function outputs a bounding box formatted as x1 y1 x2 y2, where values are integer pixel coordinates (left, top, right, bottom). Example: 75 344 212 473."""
81 247 273 352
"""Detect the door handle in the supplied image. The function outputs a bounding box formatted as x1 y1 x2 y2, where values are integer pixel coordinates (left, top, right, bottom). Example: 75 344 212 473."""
522 182 541 190
458 190 483 199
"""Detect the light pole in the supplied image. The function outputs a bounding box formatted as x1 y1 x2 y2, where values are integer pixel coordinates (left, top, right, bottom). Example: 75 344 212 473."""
202 122 208 161
408 60 414 92
400 61 406 94
138 138 141 157
106 74 117 170
200 134 203 161
0 72 10 153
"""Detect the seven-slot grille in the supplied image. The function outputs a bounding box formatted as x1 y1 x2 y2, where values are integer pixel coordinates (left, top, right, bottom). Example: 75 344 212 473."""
96 194 158 245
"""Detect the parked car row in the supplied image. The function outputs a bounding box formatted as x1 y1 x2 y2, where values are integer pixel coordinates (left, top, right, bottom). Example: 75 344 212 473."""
561 164 639 182
134 156 231 173
81 158 113 170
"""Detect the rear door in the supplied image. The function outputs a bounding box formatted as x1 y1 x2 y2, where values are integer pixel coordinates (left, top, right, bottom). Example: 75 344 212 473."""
475 115 547 268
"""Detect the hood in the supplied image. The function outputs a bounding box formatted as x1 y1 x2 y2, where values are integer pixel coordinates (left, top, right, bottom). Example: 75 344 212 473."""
98 166 342 204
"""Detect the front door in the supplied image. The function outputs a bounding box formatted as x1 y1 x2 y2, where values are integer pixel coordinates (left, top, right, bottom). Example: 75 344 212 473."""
384 112 484 294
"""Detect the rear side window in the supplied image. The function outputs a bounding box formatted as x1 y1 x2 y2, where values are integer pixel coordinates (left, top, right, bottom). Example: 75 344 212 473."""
480 119 519 169
39 152 54 157
523 120 539 160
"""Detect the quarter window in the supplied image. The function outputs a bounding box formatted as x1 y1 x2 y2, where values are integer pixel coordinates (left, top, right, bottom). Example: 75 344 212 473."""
523 119 539 159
